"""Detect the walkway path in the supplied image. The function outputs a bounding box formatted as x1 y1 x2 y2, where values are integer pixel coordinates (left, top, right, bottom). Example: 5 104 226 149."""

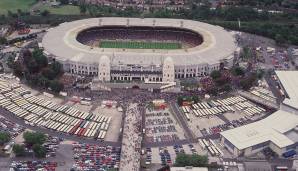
169 101 197 141
119 103 142 171
238 90 279 109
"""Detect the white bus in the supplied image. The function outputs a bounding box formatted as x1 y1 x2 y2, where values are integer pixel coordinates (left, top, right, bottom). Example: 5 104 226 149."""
207 146 215 156
202 139 209 147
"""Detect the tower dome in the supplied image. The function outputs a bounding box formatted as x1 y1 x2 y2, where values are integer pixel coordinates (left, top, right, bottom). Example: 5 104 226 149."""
98 55 111 82
162 57 175 83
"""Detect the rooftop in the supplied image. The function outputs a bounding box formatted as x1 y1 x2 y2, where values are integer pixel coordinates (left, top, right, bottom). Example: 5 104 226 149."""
221 110 298 150
42 17 237 66
276 71 298 109
221 71 298 150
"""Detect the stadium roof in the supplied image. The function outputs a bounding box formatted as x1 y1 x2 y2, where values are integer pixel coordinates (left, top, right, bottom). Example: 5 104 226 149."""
42 17 237 66
171 167 208 171
276 71 298 109
221 71 298 150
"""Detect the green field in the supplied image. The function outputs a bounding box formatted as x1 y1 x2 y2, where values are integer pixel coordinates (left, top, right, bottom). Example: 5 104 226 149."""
38 5 80 15
100 41 182 49
0 0 36 14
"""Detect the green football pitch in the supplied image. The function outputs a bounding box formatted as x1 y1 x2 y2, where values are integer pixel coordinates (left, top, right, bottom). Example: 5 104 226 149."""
99 40 182 49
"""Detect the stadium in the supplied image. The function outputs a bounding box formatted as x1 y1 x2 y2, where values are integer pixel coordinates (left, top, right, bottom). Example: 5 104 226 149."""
42 17 238 83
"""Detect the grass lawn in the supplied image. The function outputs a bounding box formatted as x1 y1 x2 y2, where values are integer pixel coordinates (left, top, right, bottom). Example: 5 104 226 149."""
0 0 37 14
100 40 182 49
38 5 80 15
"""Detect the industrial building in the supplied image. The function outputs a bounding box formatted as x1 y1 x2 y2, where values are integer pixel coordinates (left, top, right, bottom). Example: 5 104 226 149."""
221 71 298 157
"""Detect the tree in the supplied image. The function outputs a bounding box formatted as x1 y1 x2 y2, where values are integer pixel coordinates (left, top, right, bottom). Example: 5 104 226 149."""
241 46 253 60
0 37 7 45
210 70 221 80
206 86 218 96
189 154 208 167
42 68 56 80
32 48 48 68
239 74 257 90
6 56 14 68
221 84 232 92
175 154 208 167
256 69 265 79
79 4 87 14
37 76 50 87
192 96 200 104
0 132 10 145
59 0 69 4
239 79 252 90
11 61 24 77
33 144 46 158
50 61 63 76
49 80 64 92
41 10 50 17
17 9 25 16
22 50 33 66
27 74 39 86
231 67 245 76
177 96 184 106
23 131 46 146
215 76 230 86
175 153 189 166
27 60 39 74
13 144 25 157
275 34 286 45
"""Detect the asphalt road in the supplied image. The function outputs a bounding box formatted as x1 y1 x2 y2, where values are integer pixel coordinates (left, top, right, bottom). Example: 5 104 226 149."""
264 71 284 104
169 101 196 141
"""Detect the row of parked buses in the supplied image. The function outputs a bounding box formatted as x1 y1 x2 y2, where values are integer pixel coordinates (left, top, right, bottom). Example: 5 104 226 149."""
181 106 191 120
213 96 247 106
180 95 267 120
242 106 266 117
23 94 91 120
198 138 223 157
0 79 111 140
250 87 277 102
192 105 234 117
181 102 235 119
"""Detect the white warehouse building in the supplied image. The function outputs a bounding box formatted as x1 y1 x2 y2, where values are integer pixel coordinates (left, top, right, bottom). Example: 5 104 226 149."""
220 71 298 157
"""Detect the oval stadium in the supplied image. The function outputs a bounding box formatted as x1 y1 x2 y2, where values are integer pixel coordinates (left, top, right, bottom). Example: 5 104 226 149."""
42 17 238 83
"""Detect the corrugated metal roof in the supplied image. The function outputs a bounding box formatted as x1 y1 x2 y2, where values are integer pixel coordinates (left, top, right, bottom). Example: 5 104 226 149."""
276 71 298 109
221 71 298 150
221 110 297 150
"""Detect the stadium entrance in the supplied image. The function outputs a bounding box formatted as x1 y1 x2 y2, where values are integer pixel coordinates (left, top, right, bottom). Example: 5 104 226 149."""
132 85 140 89
132 77 141 82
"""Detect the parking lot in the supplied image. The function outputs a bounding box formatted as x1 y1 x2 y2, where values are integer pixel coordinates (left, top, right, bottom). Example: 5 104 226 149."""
92 105 122 142
0 115 24 142
0 75 123 142
10 161 58 171
36 94 64 107
73 143 121 170
145 108 185 144
143 143 206 165
180 95 269 138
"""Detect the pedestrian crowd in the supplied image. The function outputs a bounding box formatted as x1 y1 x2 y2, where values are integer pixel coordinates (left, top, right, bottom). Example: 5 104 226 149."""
119 103 142 171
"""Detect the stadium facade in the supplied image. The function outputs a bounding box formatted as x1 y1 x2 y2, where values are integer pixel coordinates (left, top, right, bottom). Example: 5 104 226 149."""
42 17 238 83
